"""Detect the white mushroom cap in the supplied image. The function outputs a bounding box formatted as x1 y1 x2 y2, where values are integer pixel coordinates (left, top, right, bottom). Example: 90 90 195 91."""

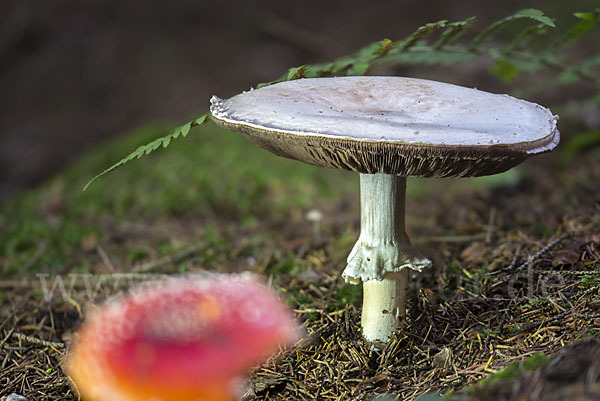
210 76 559 177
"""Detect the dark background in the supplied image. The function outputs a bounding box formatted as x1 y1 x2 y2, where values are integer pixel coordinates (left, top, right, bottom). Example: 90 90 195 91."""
0 0 594 197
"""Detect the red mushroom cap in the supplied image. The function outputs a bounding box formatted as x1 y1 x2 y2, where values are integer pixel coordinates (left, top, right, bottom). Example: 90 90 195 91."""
65 274 299 401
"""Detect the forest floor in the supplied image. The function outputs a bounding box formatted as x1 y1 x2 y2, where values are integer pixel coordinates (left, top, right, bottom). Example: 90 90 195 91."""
1 121 599 400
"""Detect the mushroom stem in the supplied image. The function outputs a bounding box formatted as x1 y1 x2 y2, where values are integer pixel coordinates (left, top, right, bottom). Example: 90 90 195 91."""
362 270 408 342
343 173 430 342
359 173 406 248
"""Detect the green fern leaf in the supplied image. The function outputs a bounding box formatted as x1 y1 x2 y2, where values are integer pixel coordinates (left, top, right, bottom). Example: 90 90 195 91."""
303 62 334 78
399 20 447 51
578 53 600 82
83 113 211 190
470 8 555 49
582 53 600 68
89 8 600 190
434 17 476 49
374 38 395 56
505 56 545 74
381 48 475 66
270 38 396 81
513 9 555 27
556 67 581 85
330 40 389 74
194 114 210 125
553 8 600 49
255 80 278 89
330 57 354 73
286 65 307 80
502 23 549 53
348 62 370 75
570 9 600 38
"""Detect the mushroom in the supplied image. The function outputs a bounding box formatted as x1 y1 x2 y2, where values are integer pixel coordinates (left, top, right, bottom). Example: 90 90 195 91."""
209 76 559 343
65 274 299 401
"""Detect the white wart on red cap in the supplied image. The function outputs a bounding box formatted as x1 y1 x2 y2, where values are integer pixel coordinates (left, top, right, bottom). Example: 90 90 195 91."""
210 76 559 177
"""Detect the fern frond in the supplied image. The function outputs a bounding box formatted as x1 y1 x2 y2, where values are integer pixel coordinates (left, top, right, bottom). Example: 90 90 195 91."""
381 47 476 66
470 9 555 49
398 20 447 50
582 54 600 68
88 7 599 189
502 23 550 53
434 17 476 49
553 9 600 49
256 38 398 87
83 114 210 190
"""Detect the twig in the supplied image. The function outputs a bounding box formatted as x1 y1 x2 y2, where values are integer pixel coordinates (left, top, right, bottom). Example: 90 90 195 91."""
96 244 116 272
579 285 600 300
10 332 65 349
132 244 204 272
515 311 570 333
533 270 600 276
100 215 173 239
21 241 47 271
0 300 27 332
485 207 496 244
0 279 32 289
574 313 600 319
0 327 15 349
490 233 570 284
415 233 489 244
496 244 521 276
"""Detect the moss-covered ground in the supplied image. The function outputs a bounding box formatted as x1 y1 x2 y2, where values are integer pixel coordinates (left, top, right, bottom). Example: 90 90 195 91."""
1 121 599 400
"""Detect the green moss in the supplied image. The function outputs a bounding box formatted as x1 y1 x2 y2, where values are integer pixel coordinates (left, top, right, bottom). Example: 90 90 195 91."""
580 276 600 288
267 252 305 275
522 352 549 371
585 329 600 338
0 122 354 277
523 298 553 310
534 225 555 238
335 283 363 306
477 352 549 388
127 247 151 263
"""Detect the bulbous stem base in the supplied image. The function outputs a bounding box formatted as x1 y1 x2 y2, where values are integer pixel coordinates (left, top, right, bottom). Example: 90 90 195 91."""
361 270 408 343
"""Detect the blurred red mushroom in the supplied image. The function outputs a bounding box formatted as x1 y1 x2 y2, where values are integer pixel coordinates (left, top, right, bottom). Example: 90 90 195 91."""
65 274 300 401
